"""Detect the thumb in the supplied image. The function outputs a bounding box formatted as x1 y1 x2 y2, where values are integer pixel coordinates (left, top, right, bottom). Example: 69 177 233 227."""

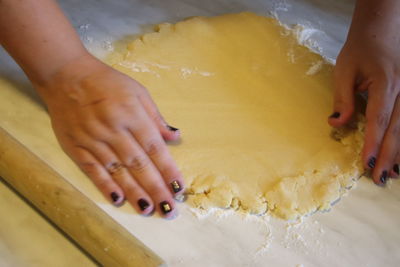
137 87 180 142
328 65 356 127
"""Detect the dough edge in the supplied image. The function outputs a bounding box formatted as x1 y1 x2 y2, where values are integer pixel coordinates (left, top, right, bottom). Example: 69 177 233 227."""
109 12 366 220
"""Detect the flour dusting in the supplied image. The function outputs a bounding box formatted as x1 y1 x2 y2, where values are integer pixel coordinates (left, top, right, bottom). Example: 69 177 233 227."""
306 60 324 75
180 67 215 78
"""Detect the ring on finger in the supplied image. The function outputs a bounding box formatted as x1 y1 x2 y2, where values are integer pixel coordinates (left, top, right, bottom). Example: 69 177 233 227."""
106 162 125 175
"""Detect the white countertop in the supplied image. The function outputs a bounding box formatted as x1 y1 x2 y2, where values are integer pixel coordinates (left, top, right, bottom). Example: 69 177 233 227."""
0 1 399 266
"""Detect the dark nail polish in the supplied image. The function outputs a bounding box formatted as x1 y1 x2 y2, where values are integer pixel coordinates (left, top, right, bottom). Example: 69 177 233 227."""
111 192 120 203
393 164 399 175
171 180 183 193
380 170 388 184
138 199 150 211
329 112 341 119
368 157 376 169
167 125 179 132
160 201 173 214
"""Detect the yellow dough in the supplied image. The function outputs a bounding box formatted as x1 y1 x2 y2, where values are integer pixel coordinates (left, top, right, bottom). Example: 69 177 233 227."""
110 12 364 220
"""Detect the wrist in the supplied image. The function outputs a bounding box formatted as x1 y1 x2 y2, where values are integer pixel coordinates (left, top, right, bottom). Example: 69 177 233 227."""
35 53 107 102
29 47 90 87
348 0 400 43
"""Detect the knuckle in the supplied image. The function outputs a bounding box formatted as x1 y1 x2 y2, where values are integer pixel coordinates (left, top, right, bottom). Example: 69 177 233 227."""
97 107 129 129
78 160 99 175
101 114 124 129
144 139 164 157
375 111 390 128
149 110 164 124
66 130 87 144
82 121 104 137
78 161 113 190
79 76 94 89
126 155 151 172
120 100 137 111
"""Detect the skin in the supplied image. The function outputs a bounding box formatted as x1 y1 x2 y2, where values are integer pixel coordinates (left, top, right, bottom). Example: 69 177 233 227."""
329 0 400 185
0 0 398 219
0 0 185 219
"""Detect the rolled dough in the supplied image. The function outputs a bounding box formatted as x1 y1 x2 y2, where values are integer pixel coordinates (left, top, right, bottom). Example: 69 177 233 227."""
110 12 364 220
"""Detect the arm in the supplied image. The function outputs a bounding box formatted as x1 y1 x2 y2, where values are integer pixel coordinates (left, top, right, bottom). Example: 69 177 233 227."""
0 0 86 86
0 0 185 218
329 0 400 185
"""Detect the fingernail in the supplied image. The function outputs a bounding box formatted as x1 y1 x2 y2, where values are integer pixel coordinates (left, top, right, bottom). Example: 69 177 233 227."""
170 180 183 193
167 125 179 132
138 198 150 211
393 164 399 175
329 112 341 119
368 157 376 169
160 201 173 214
111 192 120 203
380 170 388 184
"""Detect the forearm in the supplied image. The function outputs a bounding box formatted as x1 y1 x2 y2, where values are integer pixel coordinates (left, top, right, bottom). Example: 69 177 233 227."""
0 0 88 86
349 0 400 41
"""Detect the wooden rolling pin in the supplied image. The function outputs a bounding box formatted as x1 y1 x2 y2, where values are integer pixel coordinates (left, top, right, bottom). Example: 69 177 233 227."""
0 127 165 267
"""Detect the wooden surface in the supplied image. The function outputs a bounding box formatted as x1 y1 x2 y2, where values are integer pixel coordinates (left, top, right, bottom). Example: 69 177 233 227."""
0 128 165 267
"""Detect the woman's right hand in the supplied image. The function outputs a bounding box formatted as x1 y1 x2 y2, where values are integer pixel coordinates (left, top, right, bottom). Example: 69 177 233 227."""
37 54 185 219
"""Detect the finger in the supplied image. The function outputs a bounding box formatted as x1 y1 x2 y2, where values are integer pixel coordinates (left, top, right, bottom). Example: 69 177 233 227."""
126 102 185 196
373 94 400 184
328 65 356 127
137 86 180 141
77 136 155 215
128 128 185 197
63 144 125 206
105 130 178 219
126 144 178 219
107 161 155 215
392 152 400 178
362 80 396 171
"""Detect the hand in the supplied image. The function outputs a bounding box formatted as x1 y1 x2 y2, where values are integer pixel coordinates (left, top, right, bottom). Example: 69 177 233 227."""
0 0 184 217
37 54 184 218
329 31 400 185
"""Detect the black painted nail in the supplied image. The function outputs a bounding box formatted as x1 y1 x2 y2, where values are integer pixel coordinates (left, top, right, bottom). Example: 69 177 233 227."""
380 170 388 184
171 180 183 193
167 125 179 132
138 198 150 211
111 192 120 203
329 112 341 119
393 164 399 175
160 201 173 214
368 157 376 169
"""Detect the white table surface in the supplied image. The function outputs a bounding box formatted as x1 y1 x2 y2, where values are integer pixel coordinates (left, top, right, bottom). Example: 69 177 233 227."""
0 1 399 266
